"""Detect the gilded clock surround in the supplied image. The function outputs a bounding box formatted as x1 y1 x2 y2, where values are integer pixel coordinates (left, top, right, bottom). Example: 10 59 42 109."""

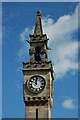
22 10 54 119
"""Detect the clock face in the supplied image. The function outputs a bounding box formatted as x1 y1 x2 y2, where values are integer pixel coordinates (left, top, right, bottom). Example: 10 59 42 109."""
28 76 45 93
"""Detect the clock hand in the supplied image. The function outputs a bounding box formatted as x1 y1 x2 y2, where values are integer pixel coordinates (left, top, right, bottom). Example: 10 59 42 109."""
35 78 38 85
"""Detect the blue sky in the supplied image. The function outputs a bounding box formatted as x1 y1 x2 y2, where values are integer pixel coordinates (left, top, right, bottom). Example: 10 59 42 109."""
0 2 2 120
2 2 78 118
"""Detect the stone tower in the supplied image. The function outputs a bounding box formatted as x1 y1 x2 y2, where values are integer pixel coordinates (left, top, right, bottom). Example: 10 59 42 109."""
22 10 54 119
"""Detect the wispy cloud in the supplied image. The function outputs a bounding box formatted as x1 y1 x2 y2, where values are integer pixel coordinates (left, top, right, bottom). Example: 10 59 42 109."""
2 26 12 41
16 83 22 90
17 27 33 62
20 27 33 42
17 44 28 61
18 5 78 79
62 97 78 109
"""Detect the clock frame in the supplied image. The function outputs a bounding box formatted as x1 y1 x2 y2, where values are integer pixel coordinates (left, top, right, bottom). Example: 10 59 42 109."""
27 75 45 94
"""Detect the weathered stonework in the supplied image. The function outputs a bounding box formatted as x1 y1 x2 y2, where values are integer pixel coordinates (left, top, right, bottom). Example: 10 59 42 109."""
22 10 54 119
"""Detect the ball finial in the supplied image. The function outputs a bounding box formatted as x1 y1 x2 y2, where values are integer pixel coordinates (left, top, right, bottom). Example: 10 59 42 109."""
37 10 41 16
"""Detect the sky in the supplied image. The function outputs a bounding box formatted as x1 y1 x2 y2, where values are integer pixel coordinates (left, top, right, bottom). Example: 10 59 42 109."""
2 2 79 118
0 1 2 120
1 0 79 2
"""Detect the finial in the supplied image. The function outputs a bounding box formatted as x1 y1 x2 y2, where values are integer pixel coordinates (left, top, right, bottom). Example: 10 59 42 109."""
37 10 41 16
34 10 43 36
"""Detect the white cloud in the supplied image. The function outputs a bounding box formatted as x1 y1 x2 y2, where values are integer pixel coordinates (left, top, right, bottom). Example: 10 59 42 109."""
52 41 78 78
20 27 33 42
17 44 29 62
42 5 78 79
18 5 78 79
17 27 33 62
62 98 77 109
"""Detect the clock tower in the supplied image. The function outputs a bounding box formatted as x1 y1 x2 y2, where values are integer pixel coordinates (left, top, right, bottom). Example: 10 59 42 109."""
22 10 54 119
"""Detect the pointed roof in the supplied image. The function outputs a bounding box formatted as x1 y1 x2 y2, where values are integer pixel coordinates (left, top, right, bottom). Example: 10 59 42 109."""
26 10 49 46
34 10 43 36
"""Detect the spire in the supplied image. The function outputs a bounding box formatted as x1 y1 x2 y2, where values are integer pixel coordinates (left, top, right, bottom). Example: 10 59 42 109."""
34 10 43 36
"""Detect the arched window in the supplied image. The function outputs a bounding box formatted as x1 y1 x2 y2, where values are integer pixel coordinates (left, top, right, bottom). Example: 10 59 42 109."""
35 46 41 62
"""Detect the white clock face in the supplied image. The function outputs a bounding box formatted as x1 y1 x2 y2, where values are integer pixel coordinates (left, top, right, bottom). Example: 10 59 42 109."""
28 76 45 93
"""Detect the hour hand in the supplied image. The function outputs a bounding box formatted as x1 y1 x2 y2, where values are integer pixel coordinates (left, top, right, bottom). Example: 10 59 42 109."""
35 78 38 85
